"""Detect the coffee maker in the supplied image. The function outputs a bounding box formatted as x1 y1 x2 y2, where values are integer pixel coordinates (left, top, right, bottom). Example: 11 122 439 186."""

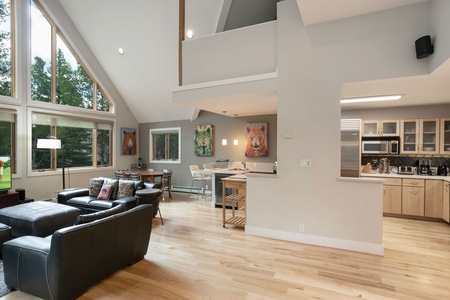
416 159 431 175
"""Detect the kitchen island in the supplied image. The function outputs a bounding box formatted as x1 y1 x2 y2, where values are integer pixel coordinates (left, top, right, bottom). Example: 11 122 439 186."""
222 174 246 228
209 162 276 208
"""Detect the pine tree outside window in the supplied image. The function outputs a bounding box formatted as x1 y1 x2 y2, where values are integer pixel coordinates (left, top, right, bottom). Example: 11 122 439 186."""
30 0 111 112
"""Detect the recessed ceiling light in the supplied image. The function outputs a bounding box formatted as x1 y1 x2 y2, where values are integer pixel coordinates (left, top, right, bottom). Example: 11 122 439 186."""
340 95 402 104
118 48 124 55
186 30 193 39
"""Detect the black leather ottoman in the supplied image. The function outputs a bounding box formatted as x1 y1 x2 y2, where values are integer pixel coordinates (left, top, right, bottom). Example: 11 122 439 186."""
0 223 12 255
0 201 80 237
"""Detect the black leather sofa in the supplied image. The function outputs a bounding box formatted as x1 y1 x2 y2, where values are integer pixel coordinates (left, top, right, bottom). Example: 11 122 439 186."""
2 204 153 300
57 176 161 213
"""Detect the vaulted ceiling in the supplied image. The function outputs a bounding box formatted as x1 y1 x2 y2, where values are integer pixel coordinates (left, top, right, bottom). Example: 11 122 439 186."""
59 0 449 122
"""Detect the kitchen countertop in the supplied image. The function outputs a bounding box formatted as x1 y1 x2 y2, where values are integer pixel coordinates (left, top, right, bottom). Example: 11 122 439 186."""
361 171 450 182
209 168 275 175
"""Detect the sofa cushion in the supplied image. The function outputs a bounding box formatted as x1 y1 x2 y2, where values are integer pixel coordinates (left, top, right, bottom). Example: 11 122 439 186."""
73 204 125 225
98 177 119 200
88 178 104 197
117 181 134 198
97 184 113 200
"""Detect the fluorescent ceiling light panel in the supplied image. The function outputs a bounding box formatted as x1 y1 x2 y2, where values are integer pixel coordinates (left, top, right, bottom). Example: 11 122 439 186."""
340 95 402 104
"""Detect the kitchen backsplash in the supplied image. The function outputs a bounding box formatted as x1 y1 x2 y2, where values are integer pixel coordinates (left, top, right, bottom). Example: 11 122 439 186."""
361 156 450 168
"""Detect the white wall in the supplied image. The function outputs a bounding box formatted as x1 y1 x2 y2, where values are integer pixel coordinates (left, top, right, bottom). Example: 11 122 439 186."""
430 0 450 72
182 21 277 84
246 0 438 255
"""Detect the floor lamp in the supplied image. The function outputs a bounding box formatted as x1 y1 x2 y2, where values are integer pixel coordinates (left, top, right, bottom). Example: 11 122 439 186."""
37 138 65 190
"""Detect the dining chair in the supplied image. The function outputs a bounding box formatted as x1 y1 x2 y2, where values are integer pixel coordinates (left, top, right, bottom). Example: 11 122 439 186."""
161 169 173 200
203 163 214 171
114 171 127 180
189 165 212 205
129 172 141 181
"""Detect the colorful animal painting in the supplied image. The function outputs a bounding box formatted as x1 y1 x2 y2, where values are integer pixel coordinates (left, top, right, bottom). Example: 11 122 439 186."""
245 123 268 157
194 125 214 156
121 128 137 156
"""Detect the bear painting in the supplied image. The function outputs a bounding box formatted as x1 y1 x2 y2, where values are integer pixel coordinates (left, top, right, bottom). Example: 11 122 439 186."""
121 128 137 155
245 123 268 157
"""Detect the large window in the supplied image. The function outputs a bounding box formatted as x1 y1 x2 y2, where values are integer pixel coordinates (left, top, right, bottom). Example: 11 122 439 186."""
0 0 13 97
0 109 15 172
30 0 111 112
32 112 112 171
150 128 181 164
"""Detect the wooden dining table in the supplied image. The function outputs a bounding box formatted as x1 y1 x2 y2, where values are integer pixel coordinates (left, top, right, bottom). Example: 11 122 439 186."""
126 169 164 182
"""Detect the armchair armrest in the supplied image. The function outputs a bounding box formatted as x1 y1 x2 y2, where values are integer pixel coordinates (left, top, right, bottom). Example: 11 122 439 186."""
112 196 138 211
3 236 51 292
143 182 162 189
57 188 90 204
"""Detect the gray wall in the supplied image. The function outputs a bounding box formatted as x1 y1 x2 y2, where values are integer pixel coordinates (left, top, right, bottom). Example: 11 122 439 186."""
139 111 277 188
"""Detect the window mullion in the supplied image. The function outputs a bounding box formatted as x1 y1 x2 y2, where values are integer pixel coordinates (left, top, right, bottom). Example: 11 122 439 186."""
51 25 57 104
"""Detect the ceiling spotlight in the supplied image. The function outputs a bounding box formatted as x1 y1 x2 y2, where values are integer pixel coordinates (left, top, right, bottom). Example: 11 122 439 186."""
340 95 402 104
234 114 238 117
118 48 124 55
186 30 194 39
222 111 227 114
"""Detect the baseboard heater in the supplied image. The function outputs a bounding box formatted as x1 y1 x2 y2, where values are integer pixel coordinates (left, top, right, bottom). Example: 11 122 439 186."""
171 185 202 194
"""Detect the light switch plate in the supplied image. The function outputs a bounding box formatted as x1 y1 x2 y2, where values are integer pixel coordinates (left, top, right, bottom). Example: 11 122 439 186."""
299 159 312 167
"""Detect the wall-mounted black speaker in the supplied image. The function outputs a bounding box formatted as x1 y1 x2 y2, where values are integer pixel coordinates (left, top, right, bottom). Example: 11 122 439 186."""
415 35 433 59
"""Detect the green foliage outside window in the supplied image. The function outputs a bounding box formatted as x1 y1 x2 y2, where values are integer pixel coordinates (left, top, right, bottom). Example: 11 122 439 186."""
0 0 12 97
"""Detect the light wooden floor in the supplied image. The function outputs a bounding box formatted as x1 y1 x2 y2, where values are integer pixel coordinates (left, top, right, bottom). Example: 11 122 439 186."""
3 192 450 300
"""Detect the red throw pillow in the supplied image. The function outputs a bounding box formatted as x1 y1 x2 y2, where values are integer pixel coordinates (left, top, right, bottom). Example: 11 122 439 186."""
97 184 113 200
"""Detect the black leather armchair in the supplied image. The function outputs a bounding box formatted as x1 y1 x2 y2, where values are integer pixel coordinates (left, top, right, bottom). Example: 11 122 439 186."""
3 204 153 300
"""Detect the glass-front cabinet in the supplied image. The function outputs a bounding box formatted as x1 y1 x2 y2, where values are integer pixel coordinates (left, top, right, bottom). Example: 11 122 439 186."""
420 119 439 154
401 120 419 153
440 118 450 154
362 120 399 136
401 119 439 154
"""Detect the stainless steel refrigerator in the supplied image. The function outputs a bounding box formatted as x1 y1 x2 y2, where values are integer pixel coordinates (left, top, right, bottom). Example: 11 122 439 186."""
341 119 361 177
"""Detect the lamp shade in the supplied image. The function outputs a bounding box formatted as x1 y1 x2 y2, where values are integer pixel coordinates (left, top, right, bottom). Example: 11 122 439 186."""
37 138 61 149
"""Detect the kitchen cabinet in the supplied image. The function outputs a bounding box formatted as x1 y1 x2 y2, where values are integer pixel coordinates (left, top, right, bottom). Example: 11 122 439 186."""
440 118 450 154
402 179 424 216
400 120 419 153
425 180 443 218
400 119 439 154
362 120 399 136
443 182 450 223
382 178 402 214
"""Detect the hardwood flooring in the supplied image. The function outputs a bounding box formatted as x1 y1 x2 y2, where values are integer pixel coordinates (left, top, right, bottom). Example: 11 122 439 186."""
3 192 450 299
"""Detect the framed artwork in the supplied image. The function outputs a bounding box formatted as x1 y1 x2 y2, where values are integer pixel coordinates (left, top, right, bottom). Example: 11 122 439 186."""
245 122 268 157
121 127 137 155
194 125 214 156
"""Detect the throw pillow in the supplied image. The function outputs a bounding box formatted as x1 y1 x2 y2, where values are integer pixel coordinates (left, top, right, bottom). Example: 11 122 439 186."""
99 177 119 200
88 178 104 197
117 181 134 199
97 184 113 200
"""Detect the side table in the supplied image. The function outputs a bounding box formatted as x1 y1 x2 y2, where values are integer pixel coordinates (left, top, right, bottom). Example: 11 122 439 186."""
135 189 164 224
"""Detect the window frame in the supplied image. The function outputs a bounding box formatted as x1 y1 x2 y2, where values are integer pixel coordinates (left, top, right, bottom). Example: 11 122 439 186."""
149 127 181 164
28 108 115 177
0 105 19 176
29 0 114 113
0 0 16 100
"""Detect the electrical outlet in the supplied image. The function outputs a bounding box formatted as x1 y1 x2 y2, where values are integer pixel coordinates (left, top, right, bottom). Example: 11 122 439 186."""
299 224 305 232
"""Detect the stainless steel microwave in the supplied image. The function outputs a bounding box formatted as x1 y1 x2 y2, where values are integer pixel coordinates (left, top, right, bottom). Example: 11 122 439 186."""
362 138 399 154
